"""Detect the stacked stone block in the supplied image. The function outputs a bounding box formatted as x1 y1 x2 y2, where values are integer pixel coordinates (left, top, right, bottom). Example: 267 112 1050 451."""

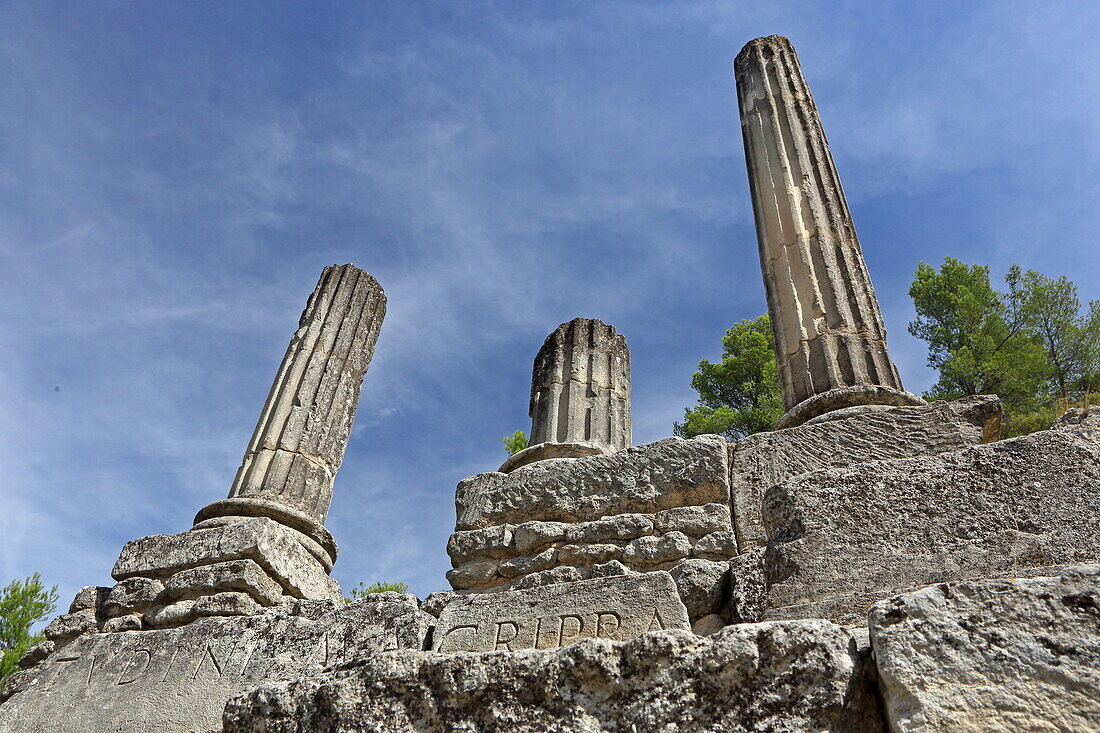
448 436 734 622
37 265 385 648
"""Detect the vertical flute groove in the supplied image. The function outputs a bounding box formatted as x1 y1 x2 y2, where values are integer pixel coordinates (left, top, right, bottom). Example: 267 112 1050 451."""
735 36 906 416
218 264 386 529
529 318 630 453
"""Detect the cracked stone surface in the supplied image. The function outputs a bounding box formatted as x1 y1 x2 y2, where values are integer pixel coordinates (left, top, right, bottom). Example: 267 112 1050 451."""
223 621 883 732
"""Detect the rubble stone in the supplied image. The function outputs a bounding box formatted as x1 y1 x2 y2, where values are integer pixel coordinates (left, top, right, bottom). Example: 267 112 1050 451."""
444 561 497 588
420 592 454 617
223 621 883 732
557 543 622 566
669 558 728 620
623 531 692 565
497 548 558 579
102 614 143 633
147 600 196 628
691 614 726 636
589 560 635 578
67 586 108 614
164 559 284 606
565 513 653 544
512 521 569 554
103 577 164 616
511 566 584 590
446 524 514 565
694 530 739 560
43 610 98 643
194 592 259 617
654 503 731 536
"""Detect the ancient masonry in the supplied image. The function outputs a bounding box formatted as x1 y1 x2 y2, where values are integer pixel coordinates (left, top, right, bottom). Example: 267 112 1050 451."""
735 35 923 428
4 35 1100 733
501 317 631 472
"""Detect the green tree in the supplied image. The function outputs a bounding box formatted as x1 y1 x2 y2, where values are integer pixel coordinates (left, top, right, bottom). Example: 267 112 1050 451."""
345 581 409 602
0 574 58 686
1072 301 1100 398
674 315 783 440
1012 266 1081 400
503 430 528 455
908 257 1097 437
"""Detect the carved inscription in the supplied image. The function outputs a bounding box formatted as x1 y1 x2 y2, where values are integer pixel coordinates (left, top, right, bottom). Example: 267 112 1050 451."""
0 597 430 733
433 572 690 652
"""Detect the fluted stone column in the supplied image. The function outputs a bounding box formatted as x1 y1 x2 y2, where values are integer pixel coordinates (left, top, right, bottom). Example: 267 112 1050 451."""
501 318 631 472
194 264 386 565
734 35 922 429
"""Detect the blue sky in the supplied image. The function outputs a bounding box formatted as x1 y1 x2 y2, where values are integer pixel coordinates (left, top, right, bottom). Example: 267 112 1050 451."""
3 1 1100 609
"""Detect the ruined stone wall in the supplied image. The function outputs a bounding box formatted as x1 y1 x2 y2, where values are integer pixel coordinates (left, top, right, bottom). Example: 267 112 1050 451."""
446 436 735 622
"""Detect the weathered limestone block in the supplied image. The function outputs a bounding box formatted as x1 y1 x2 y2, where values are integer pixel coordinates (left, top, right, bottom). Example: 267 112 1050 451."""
511 566 584 590
736 35 920 428
694 530 739 560
654 502 731 536
564 512 653 543
444 561 498 588
113 517 341 602
0 596 430 733
456 436 730 530
669 558 728 620
223 622 883 732
497 548 558 579
164 559 285 606
195 265 386 559
730 395 1001 551
446 524 514 565
869 566 1100 732
68 586 109 614
761 425 1100 624
623 532 692 565
512 520 569 554
104 577 164 616
432 573 689 652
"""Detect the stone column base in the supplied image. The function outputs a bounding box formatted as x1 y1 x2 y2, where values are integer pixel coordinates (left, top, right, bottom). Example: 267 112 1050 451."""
498 441 608 473
775 385 925 430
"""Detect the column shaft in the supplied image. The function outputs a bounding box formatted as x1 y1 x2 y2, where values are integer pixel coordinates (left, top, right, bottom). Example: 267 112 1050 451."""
734 36 920 428
195 264 386 558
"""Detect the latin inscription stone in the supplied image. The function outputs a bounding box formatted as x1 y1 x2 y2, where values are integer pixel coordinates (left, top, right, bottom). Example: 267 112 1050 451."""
0 596 430 733
432 572 689 653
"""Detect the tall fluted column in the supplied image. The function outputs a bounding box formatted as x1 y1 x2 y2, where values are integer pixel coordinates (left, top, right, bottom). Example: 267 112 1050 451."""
734 35 922 428
194 264 386 564
501 318 631 472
